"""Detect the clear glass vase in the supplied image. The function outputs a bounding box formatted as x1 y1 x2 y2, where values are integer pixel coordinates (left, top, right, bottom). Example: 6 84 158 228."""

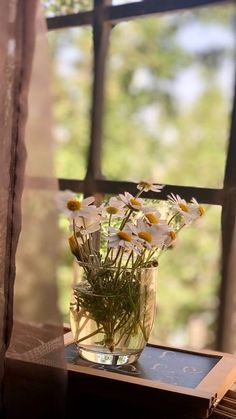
70 264 157 366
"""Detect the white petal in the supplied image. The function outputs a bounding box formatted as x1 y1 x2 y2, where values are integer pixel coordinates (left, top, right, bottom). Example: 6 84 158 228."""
82 196 95 206
108 226 118 234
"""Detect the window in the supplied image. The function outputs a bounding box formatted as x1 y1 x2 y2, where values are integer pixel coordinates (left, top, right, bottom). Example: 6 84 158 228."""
45 0 236 353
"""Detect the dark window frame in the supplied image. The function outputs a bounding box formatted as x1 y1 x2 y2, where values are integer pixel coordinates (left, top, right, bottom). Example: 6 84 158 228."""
44 0 236 352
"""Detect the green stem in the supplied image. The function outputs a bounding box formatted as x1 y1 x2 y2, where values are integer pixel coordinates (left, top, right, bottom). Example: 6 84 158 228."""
135 187 145 198
104 247 112 264
133 249 146 269
114 248 125 283
113 314 129 334
119 186 145 230
127 281 149 342
120 208 133 230
115 318 136 346
72 219 87 267
168 212 178 225
76 326 104 344
124 250 133 269
145 249 156 264
82 217 93 256
111 246 122 266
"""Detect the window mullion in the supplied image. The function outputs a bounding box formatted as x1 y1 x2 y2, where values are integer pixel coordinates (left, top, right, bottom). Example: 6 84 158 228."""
46 0 227 31
84 0 112 196
217 77 236 352
108 0 226 24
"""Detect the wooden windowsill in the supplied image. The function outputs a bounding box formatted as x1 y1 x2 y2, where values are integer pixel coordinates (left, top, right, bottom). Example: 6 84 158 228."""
64 331 236 418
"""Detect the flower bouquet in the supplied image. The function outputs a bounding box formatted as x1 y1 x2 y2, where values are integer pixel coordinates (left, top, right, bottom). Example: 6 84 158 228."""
59 181 205 365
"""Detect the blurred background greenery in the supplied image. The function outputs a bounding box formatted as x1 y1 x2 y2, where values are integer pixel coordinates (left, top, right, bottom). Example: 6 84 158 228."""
43 0 236 350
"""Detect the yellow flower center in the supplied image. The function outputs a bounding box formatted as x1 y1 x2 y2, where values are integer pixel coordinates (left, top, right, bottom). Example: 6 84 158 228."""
179 203 188 212
106 206 119 215
138 231 152 243
67 199 81 211
139 181 151 189
170 231 176 241
130 198 141 207
199 206 205 216
145 213 159 224
117 231 132 242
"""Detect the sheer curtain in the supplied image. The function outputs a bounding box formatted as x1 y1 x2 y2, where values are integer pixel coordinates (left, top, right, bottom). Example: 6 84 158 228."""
0 1 66 417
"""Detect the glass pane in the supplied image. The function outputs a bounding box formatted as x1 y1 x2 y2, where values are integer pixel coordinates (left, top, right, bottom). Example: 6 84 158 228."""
103 4 236 188
150 204 221 350
47 27 92 179
43 0 93 16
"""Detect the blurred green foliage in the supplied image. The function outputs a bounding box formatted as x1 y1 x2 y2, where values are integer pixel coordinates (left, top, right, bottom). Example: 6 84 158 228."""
43 0 92 15
44 0 235 350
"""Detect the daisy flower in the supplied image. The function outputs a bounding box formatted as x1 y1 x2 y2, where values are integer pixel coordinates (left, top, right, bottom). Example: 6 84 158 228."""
119 192 156 212
60 182 205 277
135 220 168 248
107 225 139 251
75 214 102 235
163 229 177 247
143 210 161 225
191 198 205 218
137 181 164 193
103 197 125 218
58 190 97 219
168 193 195 224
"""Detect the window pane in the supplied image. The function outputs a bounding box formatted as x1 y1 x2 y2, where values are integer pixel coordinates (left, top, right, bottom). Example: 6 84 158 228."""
103 4 236 188
47 28 92 179
43 0 92 16
151 204 221 350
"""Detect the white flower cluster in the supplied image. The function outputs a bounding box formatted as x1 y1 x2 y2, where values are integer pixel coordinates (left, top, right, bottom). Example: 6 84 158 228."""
58 181 205 268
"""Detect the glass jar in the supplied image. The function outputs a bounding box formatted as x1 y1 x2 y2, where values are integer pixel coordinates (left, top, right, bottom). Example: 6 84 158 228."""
70 264 157 366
